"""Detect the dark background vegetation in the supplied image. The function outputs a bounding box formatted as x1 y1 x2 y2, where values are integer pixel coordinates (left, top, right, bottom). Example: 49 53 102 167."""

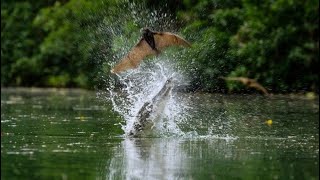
1 0 319 93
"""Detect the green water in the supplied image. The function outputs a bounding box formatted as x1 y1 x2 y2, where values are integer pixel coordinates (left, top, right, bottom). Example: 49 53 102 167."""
1 88 319 179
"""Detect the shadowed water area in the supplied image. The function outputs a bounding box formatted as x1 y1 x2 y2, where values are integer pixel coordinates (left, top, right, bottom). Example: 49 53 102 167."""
1 88 319 179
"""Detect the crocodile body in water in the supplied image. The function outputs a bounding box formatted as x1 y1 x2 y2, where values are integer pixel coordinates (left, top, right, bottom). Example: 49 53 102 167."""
128 77 174 137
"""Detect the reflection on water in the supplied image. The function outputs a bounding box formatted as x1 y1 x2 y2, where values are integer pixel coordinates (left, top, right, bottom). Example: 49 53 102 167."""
107 134 318 179
107 137 236 179
1 88 319 179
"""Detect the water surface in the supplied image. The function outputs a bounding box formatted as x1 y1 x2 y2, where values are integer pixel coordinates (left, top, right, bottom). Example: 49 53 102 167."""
1 88 319 179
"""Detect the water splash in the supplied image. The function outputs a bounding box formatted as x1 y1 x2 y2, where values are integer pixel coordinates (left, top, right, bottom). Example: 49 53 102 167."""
90 1 193 137
92 1 235 138
101 57 190 137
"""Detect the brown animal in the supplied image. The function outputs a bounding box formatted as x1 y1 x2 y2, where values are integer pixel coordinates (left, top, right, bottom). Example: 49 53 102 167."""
221 77 269 95
111 28 191 74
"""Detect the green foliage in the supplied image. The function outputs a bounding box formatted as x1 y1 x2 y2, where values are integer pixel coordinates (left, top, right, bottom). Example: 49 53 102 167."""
1 1 44 86
229 0 319 92
178 0 318 93
178 1 243 92
31 0 118 88
1 0 118 88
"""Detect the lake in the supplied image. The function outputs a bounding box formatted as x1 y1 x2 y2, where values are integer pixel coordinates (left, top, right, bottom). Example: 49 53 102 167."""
1 88 319 179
